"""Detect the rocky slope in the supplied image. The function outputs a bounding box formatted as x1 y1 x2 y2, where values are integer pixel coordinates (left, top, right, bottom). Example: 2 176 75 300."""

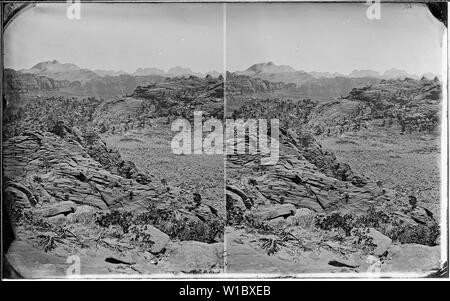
86 76 224 136
233 77 442 137
2 76 226 277
3 122 224 277
226 89 442 274
308 77 442 136
130 76 224 118
226 125 441 274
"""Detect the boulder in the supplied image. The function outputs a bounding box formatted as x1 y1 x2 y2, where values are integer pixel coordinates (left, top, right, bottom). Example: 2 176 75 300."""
141 225 170 254
382 244 441 274
4 182 37 206
160 241 222 273
267 217 288 229
367 228 392 256
66 205 97 224
5 240 70 278
253 204 296 221
226 190 247 211
290 208 314 227
47 215 67 225
36 201 77 218
5 240 160 278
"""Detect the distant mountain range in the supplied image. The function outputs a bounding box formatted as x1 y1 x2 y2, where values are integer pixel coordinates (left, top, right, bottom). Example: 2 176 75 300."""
19 60 219 82
235 62 438 83
17 60 438 85
8 60 439 103
94 69 129 77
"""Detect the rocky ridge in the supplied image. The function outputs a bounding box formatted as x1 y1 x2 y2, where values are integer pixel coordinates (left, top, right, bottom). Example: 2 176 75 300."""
226 72 295 95
308 77 441 136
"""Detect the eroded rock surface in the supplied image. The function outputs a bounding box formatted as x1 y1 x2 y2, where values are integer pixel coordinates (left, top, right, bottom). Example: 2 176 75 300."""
226 125 441 275
3 125 223 277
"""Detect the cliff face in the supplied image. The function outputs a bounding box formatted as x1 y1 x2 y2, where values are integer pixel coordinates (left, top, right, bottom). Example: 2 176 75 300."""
3 69 167 103
226 72 295 95
68 74 166 97
296 77 381 99
3 69 70 96
3 69 71 108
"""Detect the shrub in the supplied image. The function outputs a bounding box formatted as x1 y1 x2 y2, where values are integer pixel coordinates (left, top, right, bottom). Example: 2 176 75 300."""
315 212 356 236
386 219 440 246
163 216 223 243
95 205 223 243
129 225 155 248
248 178 257 186
350 227 377 251
95 210 133 233
355 207 391 228
33 175 43 183
226 198 245 226
314 208 440 247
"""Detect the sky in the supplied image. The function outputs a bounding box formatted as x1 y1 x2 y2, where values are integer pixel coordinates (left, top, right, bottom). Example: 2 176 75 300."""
4 3 225 74
227 2 445 75
4 2 446 76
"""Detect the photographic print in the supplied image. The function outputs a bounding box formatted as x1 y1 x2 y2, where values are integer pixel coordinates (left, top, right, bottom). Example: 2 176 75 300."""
2 1 225 278
1 0 448 280
225 2 447 277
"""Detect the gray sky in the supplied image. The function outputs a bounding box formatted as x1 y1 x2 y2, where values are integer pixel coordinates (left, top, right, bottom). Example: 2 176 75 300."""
227 3 445 75
4 2 445 75
4 3 224 73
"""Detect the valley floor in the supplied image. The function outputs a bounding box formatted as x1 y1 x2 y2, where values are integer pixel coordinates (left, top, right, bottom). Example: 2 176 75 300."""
101 121 225 218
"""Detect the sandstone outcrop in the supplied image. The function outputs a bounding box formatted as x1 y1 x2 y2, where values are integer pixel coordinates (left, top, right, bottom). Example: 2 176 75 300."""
2 125 223 277
308 78 441 135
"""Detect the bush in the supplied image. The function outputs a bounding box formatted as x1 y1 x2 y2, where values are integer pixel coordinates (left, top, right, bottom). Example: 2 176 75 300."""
129 225 155 248
314 208 440 247
163 216 223 243
95 205 224 243
386 219 440 246
315 212 356 236
95 210 133 233
226 199 245 226
355 207 391 228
